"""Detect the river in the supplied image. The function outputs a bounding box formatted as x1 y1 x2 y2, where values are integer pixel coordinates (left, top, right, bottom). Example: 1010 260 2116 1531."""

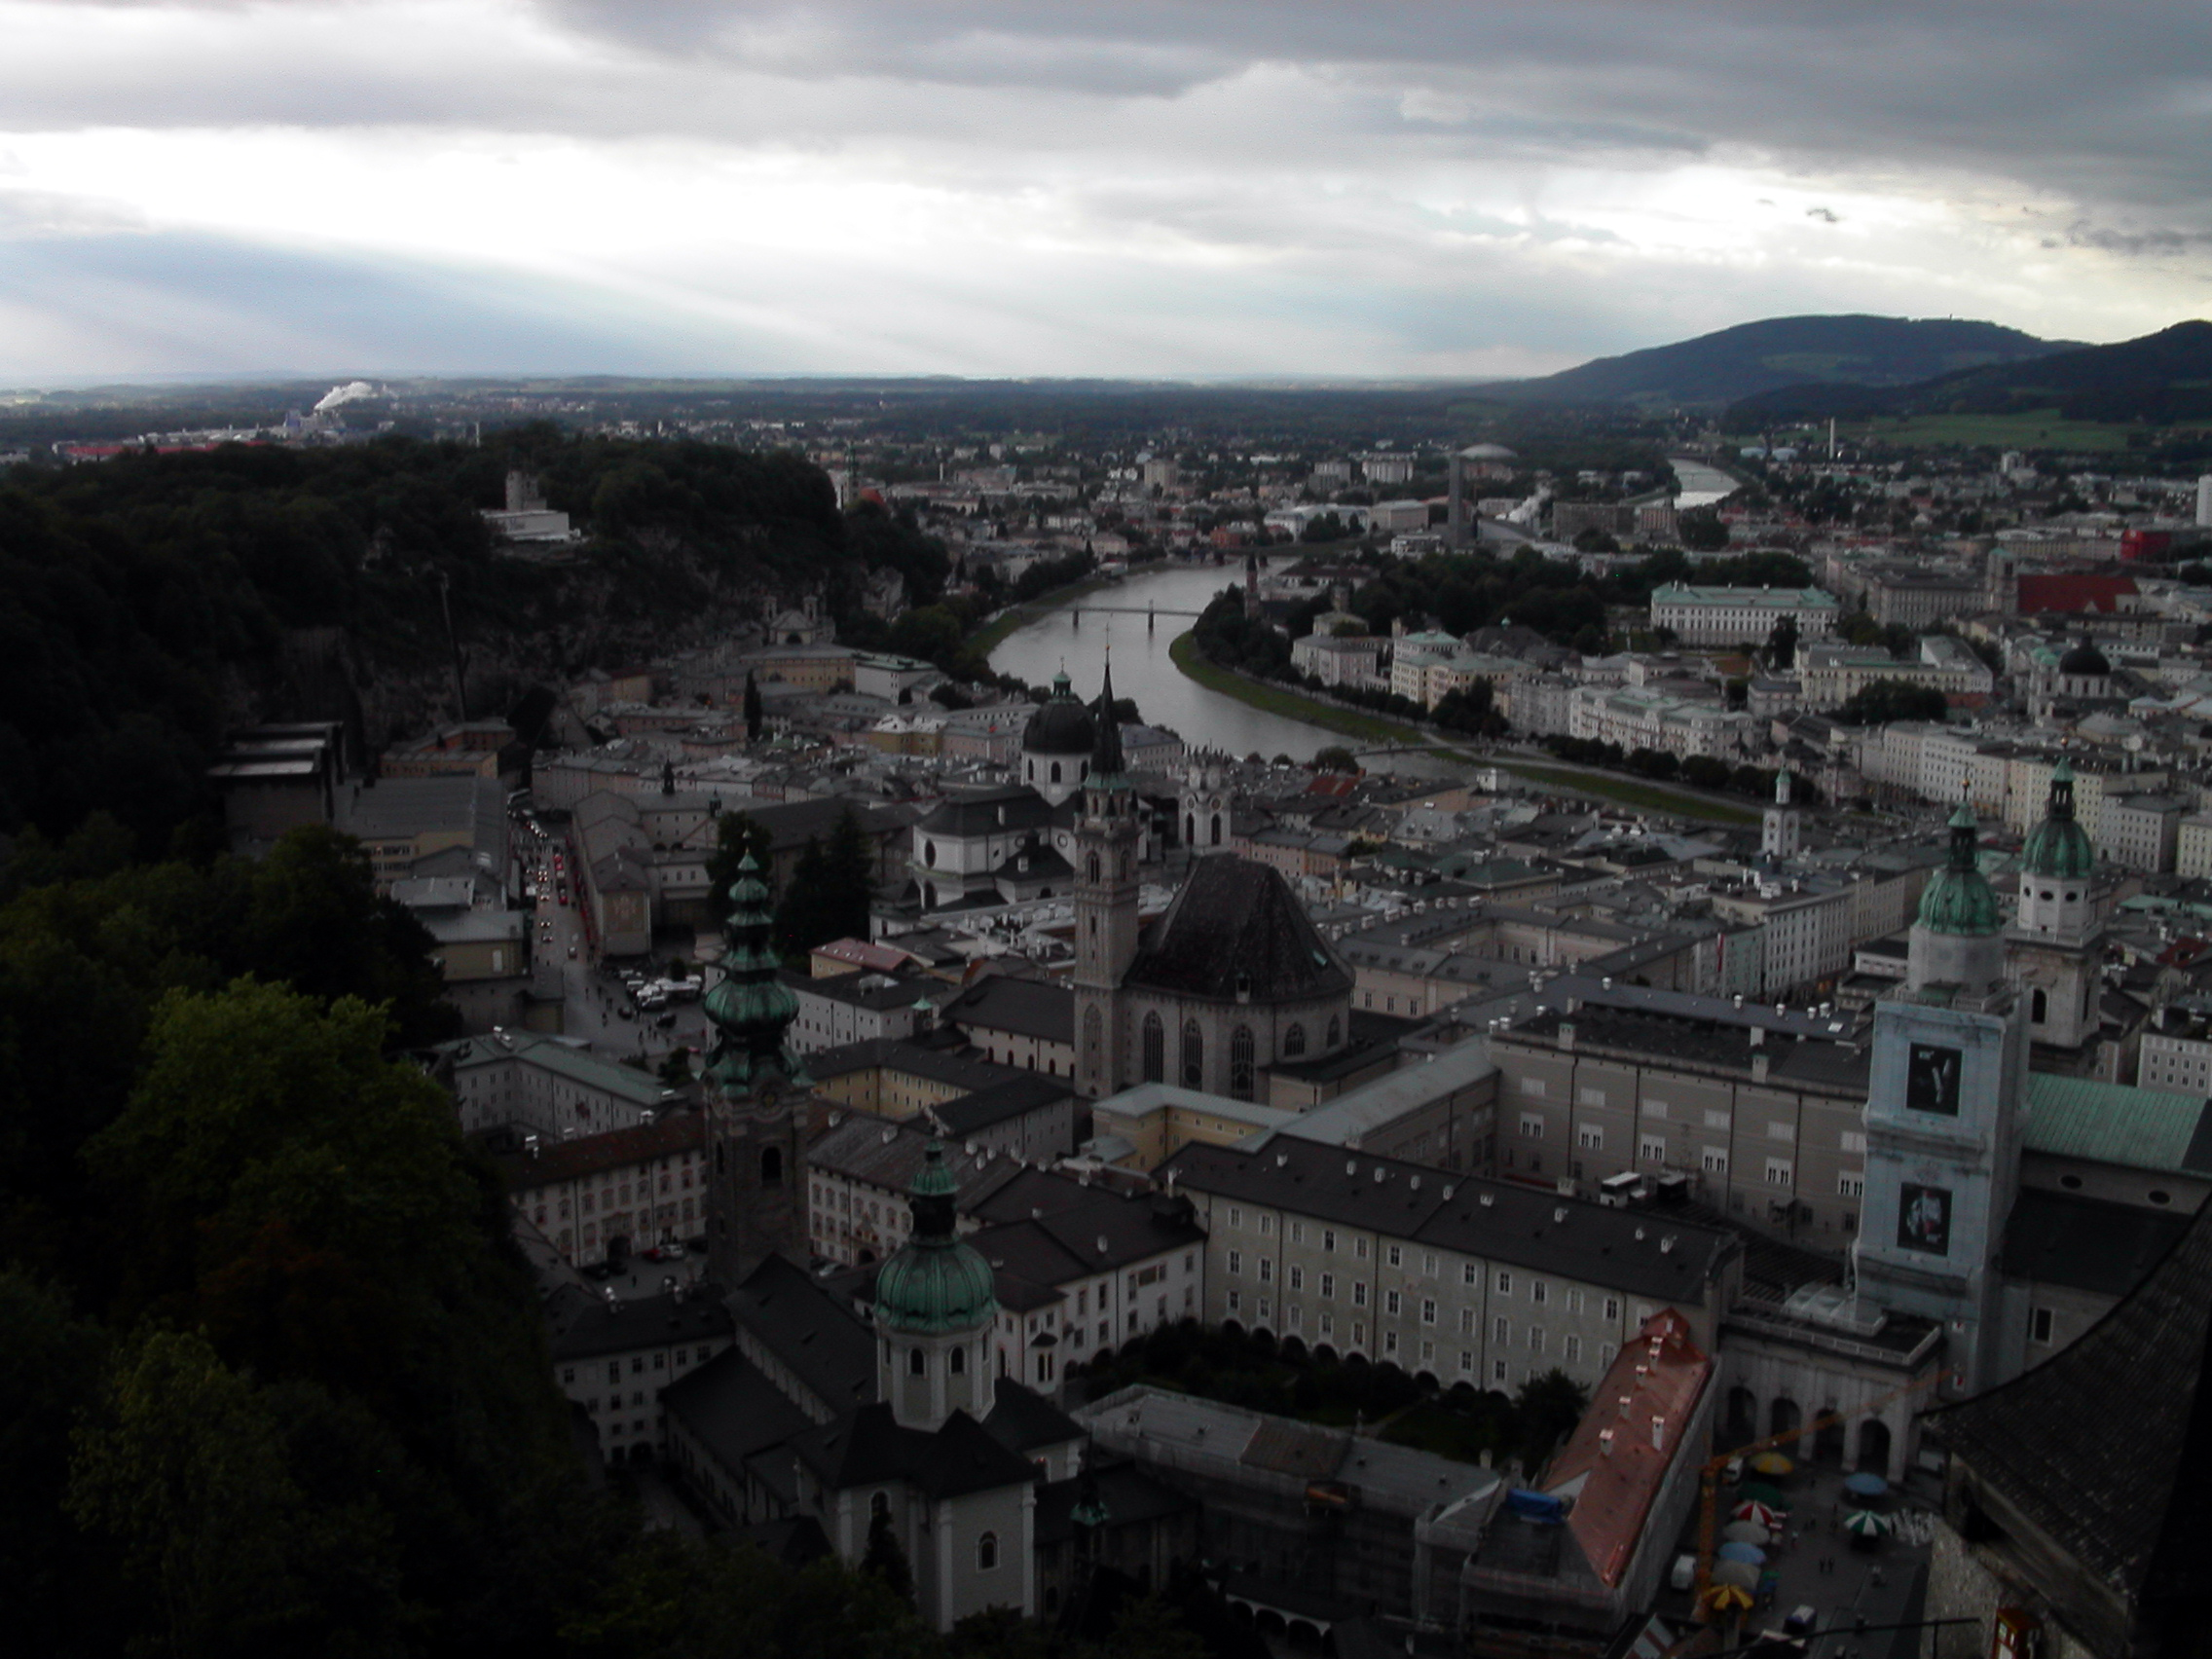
1670 455 1741 510
988 559 1358 764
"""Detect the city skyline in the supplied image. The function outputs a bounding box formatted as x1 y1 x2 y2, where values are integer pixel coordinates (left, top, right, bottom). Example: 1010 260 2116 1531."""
4 1 2212 381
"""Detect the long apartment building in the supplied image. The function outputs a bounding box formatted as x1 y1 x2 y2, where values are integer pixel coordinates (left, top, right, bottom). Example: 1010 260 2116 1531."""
432 1027 687 1138
1567 684 1758 759
1159 1135 1741 1395
1648 583 1839 646
1798 636 1993 711
494 1112 710 1266
1485 984 1873 1251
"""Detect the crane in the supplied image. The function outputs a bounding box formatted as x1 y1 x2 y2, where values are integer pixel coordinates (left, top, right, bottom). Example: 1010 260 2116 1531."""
1693 1366 1955 1614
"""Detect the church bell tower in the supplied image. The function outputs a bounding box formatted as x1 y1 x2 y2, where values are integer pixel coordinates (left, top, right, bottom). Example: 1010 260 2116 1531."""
1856 804 2026 1395
2007 758 2104 1056
702 853 812 1282
1074 664 1139 1099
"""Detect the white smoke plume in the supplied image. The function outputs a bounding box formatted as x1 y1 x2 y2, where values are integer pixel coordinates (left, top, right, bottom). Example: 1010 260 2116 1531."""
313 380 379 413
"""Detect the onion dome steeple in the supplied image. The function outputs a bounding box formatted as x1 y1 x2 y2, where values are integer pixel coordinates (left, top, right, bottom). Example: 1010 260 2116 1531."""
873 1142 997 1337
2022 758 2095 881
702 853 804 1093
1916 801 2002 937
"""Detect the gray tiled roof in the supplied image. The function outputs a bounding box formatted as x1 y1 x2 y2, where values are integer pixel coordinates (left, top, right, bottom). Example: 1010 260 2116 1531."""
1124 855 1352 1004
1929 1198 2212 1644
1161 1138 1732 1305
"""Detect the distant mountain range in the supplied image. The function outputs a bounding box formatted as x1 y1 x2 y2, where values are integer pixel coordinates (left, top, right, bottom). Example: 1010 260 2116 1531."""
1485 314 2076 408
1726 319 2212 427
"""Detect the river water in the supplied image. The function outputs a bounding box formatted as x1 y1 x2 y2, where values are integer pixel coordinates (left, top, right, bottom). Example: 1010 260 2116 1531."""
1670 455 1741 510
988 559 1351 763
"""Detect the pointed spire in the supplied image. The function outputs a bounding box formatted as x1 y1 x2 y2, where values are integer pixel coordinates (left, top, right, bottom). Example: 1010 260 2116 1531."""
1090 662 1124 778
1947 799 1980 872
701 852 804 1094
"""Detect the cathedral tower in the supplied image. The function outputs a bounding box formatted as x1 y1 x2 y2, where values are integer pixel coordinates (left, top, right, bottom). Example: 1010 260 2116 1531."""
2007 757 2104 1055
703 853 811 1282
1074 664 1140 1099
1857 803 2026 1395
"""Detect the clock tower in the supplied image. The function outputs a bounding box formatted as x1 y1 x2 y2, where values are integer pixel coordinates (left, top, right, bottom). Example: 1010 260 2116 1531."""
1855 803 2027 1394
1073 664 1139 1099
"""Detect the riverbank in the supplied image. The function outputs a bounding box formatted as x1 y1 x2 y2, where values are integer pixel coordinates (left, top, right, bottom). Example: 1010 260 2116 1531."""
969 574 1122 662
1493 759 1762 826
1166 633 1437 750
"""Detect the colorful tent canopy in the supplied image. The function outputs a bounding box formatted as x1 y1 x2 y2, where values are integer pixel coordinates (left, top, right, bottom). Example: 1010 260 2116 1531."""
1843 1470 1890 1498
1712 1559 1761 1589
1717 1541 1767 1565
1738 1482 1788 1508
1721 1519 1771 1544
1844 1508 1897 1536
1732 1499 1783 1528
1702 1583 1755 1614
1750 1452 1794 1476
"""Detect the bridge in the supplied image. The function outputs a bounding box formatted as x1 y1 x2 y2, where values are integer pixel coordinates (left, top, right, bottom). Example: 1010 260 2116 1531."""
1062 605 1206 632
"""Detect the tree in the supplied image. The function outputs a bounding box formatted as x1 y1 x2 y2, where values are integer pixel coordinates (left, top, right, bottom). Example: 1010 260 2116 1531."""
1767 613 1800 672
1677 507 1729 551
1836 681 1949 725
1311 747 1360 774
863 1506 915 1602
1513 1367 1592 1469
743 672 764 742
1879 622 1917 660
774 810 875 957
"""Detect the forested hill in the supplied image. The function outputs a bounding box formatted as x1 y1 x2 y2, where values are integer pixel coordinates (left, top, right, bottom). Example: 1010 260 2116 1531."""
0 428 944 847
1728 318 2212 425
1487 314 2069 408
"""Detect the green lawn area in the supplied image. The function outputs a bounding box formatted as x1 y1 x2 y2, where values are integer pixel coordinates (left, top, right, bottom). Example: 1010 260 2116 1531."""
1168 632 1441 748
1843 408 2140 453
1378 1400 1514 1463
1496 760 1761 826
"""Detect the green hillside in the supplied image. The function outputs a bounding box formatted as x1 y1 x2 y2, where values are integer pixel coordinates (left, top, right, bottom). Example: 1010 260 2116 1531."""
1487 314 2070 408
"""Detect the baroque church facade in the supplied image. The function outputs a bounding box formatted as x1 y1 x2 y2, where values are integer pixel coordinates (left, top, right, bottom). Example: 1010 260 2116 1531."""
1069 667 1356 1102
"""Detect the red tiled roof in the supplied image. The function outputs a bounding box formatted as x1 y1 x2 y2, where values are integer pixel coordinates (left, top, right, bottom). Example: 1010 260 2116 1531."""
1543 1309 1712 1588
497 1111 706 1192
2017 573 2138 615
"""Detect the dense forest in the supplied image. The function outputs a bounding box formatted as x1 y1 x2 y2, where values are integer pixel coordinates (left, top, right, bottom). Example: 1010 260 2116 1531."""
0 832 1232 1659
0 429 944 850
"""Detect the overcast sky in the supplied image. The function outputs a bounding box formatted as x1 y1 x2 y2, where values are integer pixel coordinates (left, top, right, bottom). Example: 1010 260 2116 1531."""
4 0 2211 383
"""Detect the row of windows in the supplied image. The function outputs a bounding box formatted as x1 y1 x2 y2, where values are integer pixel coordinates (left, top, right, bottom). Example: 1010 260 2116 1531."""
1224 1252 1622 1322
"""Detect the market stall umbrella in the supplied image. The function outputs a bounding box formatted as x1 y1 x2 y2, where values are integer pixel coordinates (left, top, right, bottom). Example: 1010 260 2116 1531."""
1844 1509 1897 1536
1717 1541 1767 1566
1750 1452 1794 1477
1738 1482 1788 1509
1843 1470 1890 1499
1701 1583 1755 1615
1712 1559 1761 1590
1721 1520 1771 1545
1732 1499 1783 1529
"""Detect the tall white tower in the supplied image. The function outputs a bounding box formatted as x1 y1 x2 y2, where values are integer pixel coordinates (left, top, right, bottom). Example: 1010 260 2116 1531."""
1074 666 1140 1099
1761 769 1802 863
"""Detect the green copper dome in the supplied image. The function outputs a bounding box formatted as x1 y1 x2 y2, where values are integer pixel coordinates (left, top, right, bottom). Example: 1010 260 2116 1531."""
1917 801 2002 936
874 1142 997 1336
2021 758 2095 880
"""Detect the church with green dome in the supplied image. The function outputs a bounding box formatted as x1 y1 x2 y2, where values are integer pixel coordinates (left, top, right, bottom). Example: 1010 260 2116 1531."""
2005 758 2109 1055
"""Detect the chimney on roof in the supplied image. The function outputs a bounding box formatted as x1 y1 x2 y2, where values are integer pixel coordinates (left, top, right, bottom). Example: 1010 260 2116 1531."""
1751 1051 1769 1084
1559 1021 1576 1052
1599 1427 1615 1457
1651 1415 1666 1451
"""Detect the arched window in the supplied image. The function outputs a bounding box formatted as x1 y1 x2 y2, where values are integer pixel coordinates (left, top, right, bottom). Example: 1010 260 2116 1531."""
871 1490 890 1519
925 839 938 866
1051 761 1062 784
977 1531 1000 1571
950 1346 967 1374
1087 851 1101 883
1210 813 1223 846
1027 759 1035 780
760 1146 783 1187
1143 1013 1164 1083
1326 1016 1341 1049
907 1348 926 1376
1182 1020 1204 1088
1230 1025 1255 1099
1283 1022 1307 1057
2031 986 2048 1023
1185 812 1196 845
1084 1004 1102 1065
